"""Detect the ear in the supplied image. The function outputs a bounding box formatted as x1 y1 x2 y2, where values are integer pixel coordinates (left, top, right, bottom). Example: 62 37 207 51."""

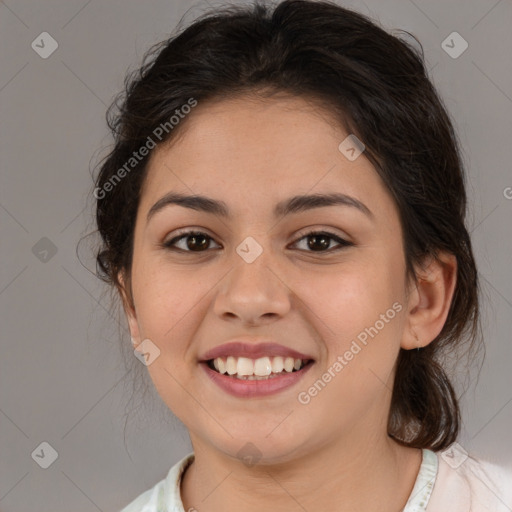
117 271 141 347
401 251 457 350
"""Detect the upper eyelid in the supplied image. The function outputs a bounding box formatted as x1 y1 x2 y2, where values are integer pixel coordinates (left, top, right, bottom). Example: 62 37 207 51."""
165 226 349 240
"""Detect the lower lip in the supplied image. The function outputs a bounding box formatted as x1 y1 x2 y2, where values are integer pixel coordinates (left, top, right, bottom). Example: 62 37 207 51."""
200 361 314 398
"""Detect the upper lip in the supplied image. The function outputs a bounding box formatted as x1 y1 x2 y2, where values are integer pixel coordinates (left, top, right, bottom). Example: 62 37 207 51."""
199 341 315 362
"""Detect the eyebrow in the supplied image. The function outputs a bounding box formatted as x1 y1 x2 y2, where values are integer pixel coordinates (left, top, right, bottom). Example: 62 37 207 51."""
146 191 374 223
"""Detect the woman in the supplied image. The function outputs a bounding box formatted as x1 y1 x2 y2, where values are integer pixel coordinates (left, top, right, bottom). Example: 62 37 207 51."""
92 1 512 510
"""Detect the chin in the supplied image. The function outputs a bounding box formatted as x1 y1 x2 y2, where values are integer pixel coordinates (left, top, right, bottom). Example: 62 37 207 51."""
214 434 310 467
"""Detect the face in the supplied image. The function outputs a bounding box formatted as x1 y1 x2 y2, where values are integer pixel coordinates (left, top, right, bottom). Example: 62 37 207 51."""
121 94 416 464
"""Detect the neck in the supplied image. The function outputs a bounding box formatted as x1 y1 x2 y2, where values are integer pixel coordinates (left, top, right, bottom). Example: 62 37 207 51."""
181 432 422 512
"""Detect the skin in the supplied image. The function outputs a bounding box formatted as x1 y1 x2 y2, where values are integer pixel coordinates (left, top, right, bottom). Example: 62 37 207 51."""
119 94 457 511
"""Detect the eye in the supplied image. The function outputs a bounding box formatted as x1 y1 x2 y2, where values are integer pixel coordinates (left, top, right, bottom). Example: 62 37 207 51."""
291 230 353 252
162 230 221 252
162 229 353 253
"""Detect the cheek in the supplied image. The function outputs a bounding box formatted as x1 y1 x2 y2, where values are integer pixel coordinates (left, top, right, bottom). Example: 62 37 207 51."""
130 260 207 351
299 256 404 367
298 271 403 417
299 265 387 334
132 264 207 407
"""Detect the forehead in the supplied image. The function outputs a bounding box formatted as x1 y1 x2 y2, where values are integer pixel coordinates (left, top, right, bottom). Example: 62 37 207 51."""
151 94 348 170
139 94 394 221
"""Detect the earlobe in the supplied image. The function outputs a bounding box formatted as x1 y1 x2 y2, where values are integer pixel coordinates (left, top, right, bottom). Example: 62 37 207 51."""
401 252 457 350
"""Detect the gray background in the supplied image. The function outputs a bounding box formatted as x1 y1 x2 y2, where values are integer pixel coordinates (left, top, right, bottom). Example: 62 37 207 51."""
1 0 511 510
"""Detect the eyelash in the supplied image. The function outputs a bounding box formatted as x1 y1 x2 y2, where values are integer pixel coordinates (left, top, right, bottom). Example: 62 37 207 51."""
162 229 353 254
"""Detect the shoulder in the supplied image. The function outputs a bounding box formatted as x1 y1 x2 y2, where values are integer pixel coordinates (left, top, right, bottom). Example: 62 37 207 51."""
119 452 195 512
427 444 512 512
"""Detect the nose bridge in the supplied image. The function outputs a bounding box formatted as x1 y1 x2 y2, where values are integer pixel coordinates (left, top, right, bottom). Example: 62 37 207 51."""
231 232 276 293
213 232 290 322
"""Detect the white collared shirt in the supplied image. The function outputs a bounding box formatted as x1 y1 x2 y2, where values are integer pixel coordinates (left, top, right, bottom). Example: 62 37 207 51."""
120 448 512 511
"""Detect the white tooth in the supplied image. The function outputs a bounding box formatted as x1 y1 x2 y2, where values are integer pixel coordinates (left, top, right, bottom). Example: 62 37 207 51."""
284 357 295 372
294 358 302 370
217 358 226 374
254 357 272 376
226 356 237 375
237 357 254 376
271 356 284 373
213 359 219 371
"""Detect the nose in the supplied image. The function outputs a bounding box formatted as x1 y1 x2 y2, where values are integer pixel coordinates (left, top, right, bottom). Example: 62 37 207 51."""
212 246 291 325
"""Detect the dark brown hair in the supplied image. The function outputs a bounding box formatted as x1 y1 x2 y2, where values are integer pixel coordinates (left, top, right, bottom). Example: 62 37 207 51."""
93 0 482 450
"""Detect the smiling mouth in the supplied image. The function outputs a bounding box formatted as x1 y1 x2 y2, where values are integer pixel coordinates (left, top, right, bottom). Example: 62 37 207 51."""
205 356 315 380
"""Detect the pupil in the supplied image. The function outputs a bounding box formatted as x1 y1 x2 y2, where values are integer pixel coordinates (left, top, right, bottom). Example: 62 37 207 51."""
308 234 330 251
187 234 208 251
